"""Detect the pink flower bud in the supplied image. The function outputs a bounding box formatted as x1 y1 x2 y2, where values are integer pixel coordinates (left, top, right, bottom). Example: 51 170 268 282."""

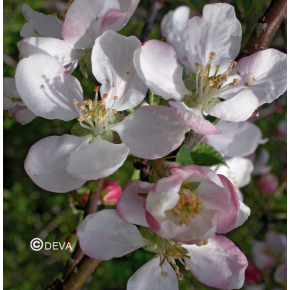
257 174 279 194
100 181 122 205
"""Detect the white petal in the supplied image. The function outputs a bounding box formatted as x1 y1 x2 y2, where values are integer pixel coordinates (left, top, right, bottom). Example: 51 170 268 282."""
20 22 40 38
216 157 254 188
21 3 63 39
92 31 147 111
133 39 192 100
161 6 190 62
117 180 153 227
17 37 83 65
77 209 149 260
253 149 271 175
202 120 263 158
9 105 37 125
112 106 188 159
235 201 251 228
66 135 129 180
61 0 119 49
3 78 21 110
127 258 178 290
204 90 259 122
101 0 140 32
24 134 89 193
220 49 287 106
183 3 241 75
15 54 83 121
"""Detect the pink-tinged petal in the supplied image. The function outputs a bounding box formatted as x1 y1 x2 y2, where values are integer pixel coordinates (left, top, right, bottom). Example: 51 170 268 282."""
64 59 79 74
185 235 248 289
169 100 221 135
15 54 83 121
3 78 21 110
235 201 250 228
112 105 188 159
196 174 239 234
184 3 241 75
203 120 263 158
127 258 178 290
17 37 83 65
146 173 183 222
24 134 90 193
77 209 150 260
66 135 129 180
161 6 190 62
169 165 224 187
101 0 140 33
221 49 287 106
265 231 287 254
204 90 259 122
20 22 40 38
21 4 63 39
216 157 254 188
117 180 153 227
252 241 275 270
133 40 192 100
61 0 119 49
92 31 147 111
9 105 37 125
274 263 287 284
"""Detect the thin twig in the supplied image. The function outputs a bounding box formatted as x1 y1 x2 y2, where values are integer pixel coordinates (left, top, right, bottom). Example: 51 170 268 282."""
140 0 165 42
237 0 287 60
183 132 204 150
62 178 104 280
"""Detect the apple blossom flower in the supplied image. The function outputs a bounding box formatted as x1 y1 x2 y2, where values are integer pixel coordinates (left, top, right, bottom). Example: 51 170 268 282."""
18 0 140 74
77 207 248 289
15 31 187 193
99 181 122 205
252 231 287 271
203 120 266 158
257 174 279 194
3 77 36 124
252 149 271 175
117 166 250 244
274 262 287 286
134 3 286 135
212 157 254 201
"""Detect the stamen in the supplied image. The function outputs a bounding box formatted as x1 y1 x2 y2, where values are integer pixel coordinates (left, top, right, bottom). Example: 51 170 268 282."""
94 86 100 92
79 106 85 110
112 109 117 114
244 82 249 86
236 71 241 76
231 61 237 66
52 12 57 16
227 66 233 72
103 93 108 99
233 78 239 84
210 52 216 57
113 96 118 100
72 99 78 105
252 77 256 81
161 271 168 277
77 117 84 122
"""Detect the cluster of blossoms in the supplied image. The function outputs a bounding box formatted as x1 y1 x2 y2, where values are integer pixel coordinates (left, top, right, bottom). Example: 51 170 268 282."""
4 0 287 289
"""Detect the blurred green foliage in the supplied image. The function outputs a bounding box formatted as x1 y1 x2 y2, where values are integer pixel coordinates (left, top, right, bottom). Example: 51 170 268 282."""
4 0 286 289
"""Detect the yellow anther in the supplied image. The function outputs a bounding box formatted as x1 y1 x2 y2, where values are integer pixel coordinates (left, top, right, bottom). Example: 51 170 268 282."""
98 100 105 107
64 9 68 16
112 109 117 114
208 80 214 87
113 96 118 100
209 56 213 61
196 242 203 246
210 52 216 57
124 116 129 120
77 117 83 122
182 247 189 254
86 115 91 119
200 71 208 77
244 82 249 86
154 252 161 258
79 106 85 110
203 240 208 245
52 12 57 16
174 243 182 250
177 274 183 280
221 75 228 81
236 71 241 76
65 2 71 6
195 63 198 67
184 263 190 270
161 271 168 277
229 83 235 87
231 61 237 66
228 66 233 72
94 86 100 92
87 99 93 106
103 93 108 99
233 78 239 84
102 108 107 114
252 77 256 81
213 82 220 89
72 99 78 105
207 64 211 69
173 265 179 273
216 65 220 69
59 16 64 20
68 0 72 2
82 100 89 105
199 64 204 70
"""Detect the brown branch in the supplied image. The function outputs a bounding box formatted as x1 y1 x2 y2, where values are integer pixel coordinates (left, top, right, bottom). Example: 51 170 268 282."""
183 132 204 150
237 0 287 60
62 178 104 280
62 256 101 290
140 0 165 42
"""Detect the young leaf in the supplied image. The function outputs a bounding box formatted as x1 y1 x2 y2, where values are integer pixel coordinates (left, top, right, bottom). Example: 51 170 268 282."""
71 122 90 137
176 144 193 166
190 143 227 167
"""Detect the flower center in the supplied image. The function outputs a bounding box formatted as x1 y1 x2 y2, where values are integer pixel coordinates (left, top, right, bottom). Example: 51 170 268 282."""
72 87 124 138
172 188 201 226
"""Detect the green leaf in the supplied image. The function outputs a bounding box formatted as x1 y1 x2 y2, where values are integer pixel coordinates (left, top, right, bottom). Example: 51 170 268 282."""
71 122 90 137
176 144 193 166
190 143 227 167
131 170 140 181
